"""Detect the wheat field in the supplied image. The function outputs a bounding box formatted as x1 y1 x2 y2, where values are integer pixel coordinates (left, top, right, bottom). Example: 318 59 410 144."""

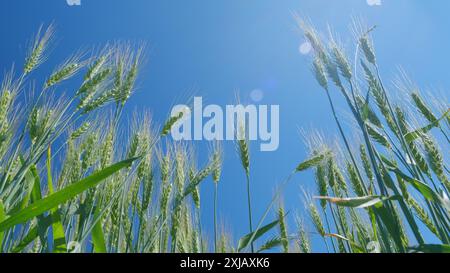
0 18 448 253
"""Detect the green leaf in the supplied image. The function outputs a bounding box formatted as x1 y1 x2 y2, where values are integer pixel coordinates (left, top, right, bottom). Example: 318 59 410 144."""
12 226 38 253
11 215 52 253
323 233 367 253
19 164 49 248
404 109 450 143
392 169 450 211
0 157 138 233
374 205 406 250
30 165 43 203
91 207 107 253
29 164 50 247
0 201 5 247
314 195 400 209
368 208 377 239
47 146 67 253
380 155 397 170
8 163 49 247
359 91 372 123
350 241 366 253
409 244 450 253
296 152 328 172
324 233 349 241
238 219 279 252
50 210 66 253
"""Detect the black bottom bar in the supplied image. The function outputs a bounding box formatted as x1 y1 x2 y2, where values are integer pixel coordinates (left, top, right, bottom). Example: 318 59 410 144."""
0 253 443 272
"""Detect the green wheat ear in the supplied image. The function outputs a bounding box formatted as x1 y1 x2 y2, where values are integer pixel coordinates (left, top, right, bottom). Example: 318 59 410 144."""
296 218 311 253
278 206 289 253
411 92 438 124
308 201 325 237
359 35 376 64
24 24 55 74
237 122 250 175
331 42 352 81
312 57 328 90
422 135 449 190
44 56 84 89
315 163 328 209
161 111 184 136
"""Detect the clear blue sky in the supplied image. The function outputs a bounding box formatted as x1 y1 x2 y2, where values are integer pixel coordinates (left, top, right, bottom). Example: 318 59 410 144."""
1 0 449 251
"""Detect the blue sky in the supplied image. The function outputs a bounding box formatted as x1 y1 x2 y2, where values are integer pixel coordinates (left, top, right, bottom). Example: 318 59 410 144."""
1 0 449 251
